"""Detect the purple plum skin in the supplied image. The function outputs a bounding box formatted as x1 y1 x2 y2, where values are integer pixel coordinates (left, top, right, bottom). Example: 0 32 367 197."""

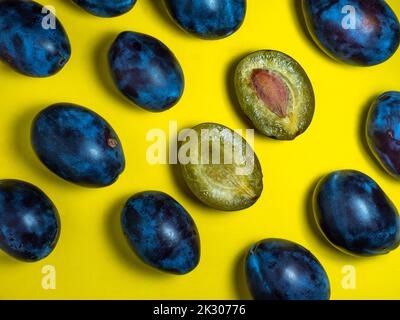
302 0 400 66
367 92 400 178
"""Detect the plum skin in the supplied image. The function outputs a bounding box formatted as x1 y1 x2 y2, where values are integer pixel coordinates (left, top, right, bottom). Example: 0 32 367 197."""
121 191 200 275
367 92 400 178
109 32 184 112
0 0 71 77
245 239 330 300
0 180 60 262
164 0 246 39
72 0 137 18
302 0 400 66
313 170 400 256
31 103 125 187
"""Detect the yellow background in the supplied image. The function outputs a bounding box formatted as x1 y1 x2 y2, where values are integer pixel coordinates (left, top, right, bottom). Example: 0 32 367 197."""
0 0 399 300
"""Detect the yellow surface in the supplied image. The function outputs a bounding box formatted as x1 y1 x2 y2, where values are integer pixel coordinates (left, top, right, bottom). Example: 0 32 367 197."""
0 0 399 300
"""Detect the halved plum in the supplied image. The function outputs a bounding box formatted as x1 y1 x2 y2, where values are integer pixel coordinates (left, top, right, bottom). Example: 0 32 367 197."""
235 50 315 140
179 123 263 211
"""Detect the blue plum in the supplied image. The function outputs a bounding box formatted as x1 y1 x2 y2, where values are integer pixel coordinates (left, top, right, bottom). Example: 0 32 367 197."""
245 239 330 300
367 92 400 178
302 0 400 66
121 191 200 274
0 180 60 262
314 170 400 256
72 0 136 17
164 0 246 39
31 103 125 187
0 0 71 77
109 32 184 112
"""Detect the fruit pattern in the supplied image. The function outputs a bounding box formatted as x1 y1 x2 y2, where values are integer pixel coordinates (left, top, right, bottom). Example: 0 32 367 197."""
0 0 399 300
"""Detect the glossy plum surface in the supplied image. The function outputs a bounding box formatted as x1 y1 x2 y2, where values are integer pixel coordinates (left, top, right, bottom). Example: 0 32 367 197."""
245 239 330 300
73 0 136 17
121 191 200 274
164 0 246 39
0 180 60 262
314 170 400 256
31 103 125 187
302 0 400 66
109 31 184 112
0 0 71 77
367 92 400 178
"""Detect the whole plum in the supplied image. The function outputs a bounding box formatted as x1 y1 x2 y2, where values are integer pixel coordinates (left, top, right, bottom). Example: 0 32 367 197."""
367 92 400 178
313 170 400 256
31 103 125 187
302 0 400 66
72 0 136 17
109 31 184 112
0 180 60 262
0 0 71 77
164 0 246 39
245 239 330 300
121 191 200 274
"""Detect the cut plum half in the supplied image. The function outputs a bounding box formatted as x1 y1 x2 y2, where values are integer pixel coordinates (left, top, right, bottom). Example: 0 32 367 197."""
235 50 315 140
179 123 263 211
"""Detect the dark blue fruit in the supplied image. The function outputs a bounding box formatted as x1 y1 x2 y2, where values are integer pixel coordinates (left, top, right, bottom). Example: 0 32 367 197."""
164 0 246 39
73 0 137 17
314 170 400 256
0 180 60 262
0 0 71 77
302 0 400 66
109 31 184 112
245 239 330 300
367 92 400 178
31 103 125 187
121 191 200 274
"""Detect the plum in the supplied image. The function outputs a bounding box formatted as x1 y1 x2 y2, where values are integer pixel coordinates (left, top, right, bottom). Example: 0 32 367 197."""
313 170 400 256
31 103 125 187
0 180 60 262
367 92 400 178
245 239 330 300
108 31 184 112
72 0 137 17
302 0 400 66
0 0 71 77
121 191 200 274
235 50 315 140
179 123 263 211
164 0 246 39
